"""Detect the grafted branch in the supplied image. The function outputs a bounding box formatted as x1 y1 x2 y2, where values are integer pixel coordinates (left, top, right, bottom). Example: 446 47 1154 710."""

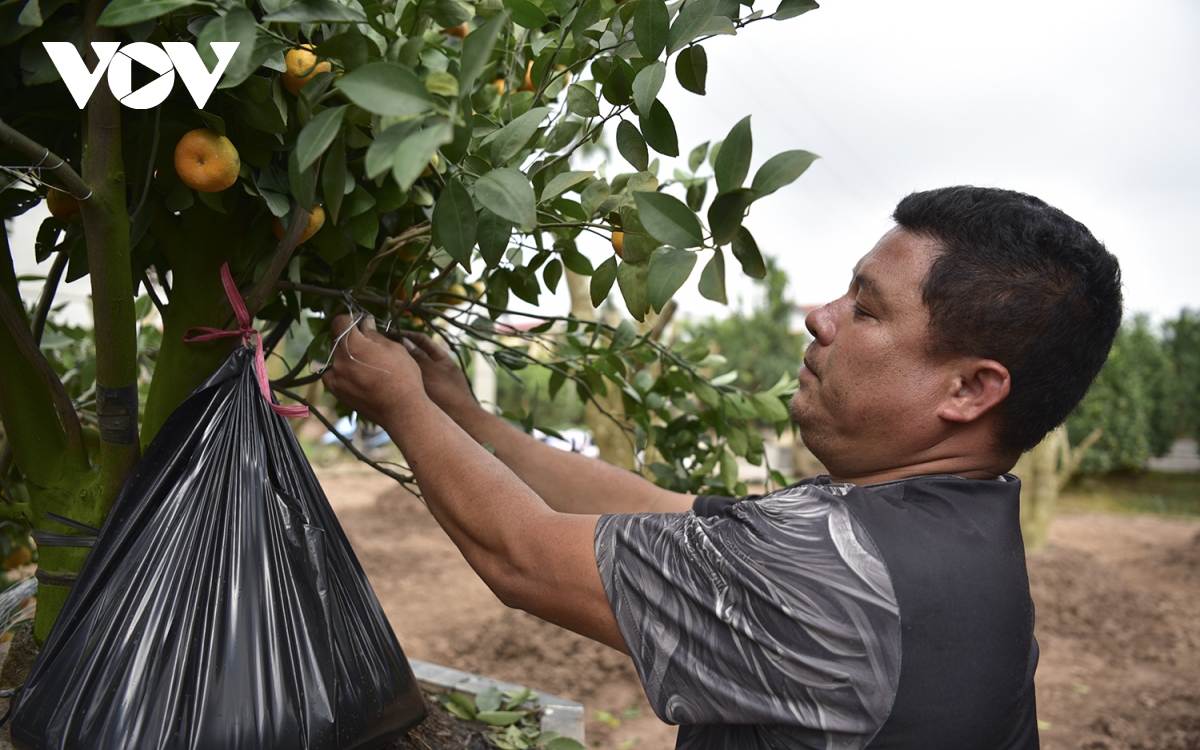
0 119 91 200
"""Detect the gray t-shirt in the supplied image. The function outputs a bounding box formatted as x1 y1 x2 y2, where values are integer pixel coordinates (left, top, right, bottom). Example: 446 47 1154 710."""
595 481 902 750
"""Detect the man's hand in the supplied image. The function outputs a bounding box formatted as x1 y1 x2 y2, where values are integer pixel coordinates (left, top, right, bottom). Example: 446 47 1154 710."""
399 332 480 420
321 314 426 425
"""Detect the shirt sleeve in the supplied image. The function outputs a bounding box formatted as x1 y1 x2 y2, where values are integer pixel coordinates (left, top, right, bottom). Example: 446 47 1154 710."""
595 486 901 740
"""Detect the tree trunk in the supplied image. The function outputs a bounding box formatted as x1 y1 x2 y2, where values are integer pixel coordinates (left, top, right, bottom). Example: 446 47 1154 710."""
1015 425 1102 552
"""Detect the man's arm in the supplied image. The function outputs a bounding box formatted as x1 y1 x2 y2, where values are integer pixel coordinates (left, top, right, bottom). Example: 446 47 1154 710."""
398 331 694 516
322 316 628 650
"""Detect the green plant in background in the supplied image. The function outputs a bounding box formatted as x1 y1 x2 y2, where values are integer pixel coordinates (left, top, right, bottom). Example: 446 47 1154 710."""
435 686 585 749
1067 313 1177 474
684 255 806 392
0 0 822 641
1164 308 1200 447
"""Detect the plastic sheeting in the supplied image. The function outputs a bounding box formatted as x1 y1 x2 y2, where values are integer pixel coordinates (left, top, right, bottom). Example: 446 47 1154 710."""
12 347 426 749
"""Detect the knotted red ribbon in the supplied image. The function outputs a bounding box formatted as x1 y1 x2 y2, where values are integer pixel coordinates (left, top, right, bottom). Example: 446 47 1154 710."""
183 263 309 419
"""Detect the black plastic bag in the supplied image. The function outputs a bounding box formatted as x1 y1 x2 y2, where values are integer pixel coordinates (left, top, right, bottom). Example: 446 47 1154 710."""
13 346 426 749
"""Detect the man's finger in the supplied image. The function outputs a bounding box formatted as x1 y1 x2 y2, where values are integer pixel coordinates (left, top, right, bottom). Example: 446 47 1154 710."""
330 313 353 338
405 331 451 362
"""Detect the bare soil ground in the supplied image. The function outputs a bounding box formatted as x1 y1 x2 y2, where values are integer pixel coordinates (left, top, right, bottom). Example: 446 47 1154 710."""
320 467 1200 750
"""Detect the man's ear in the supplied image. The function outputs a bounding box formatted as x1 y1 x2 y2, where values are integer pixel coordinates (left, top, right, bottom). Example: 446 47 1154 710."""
940 359 1010 423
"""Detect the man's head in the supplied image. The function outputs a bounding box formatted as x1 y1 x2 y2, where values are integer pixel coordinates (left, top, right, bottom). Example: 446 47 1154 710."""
791 186 1122 481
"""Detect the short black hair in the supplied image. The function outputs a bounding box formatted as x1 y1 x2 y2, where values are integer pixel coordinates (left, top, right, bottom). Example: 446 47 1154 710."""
893 186 1122 455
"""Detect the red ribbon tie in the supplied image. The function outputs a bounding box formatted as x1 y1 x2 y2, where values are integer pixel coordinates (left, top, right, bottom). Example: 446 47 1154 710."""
182 263 309 419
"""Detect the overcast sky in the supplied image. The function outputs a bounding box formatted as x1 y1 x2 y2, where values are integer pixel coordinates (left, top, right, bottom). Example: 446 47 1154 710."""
645 0 1200 322
11 0 1199 327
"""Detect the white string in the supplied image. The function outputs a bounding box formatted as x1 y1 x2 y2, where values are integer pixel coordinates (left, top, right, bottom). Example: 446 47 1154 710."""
314 307 391 376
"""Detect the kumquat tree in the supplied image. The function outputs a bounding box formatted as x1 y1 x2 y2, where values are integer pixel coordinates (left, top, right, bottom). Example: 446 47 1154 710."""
0 0 820 641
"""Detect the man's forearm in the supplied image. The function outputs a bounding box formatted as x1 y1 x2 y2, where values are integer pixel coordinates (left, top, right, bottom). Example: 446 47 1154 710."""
440 400 694 515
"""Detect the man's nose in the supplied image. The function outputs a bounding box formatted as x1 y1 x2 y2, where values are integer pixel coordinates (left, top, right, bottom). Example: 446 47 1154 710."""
805 301 836 345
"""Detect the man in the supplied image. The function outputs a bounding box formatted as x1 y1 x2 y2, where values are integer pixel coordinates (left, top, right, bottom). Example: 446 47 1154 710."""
322 186 1122 748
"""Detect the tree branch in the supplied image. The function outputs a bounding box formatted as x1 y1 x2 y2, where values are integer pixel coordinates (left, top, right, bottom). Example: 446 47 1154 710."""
243 201 308 319
31 249 69 344
274 386 418 489
0 284 87 461
353 221 431 296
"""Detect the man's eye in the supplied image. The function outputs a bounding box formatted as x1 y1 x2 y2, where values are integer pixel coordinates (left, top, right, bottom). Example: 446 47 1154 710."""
853 306 871 319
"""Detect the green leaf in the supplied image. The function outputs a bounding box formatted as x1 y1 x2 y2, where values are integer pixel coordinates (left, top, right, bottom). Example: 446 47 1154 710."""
633 191 703 248
714 115 752 193
425 71 460 97
288 148 317 211
775 0 819 21
560 243 594 274
753 392 791 422
296 105 346 172
707 188 754 245
751 149 818 198
572 0 601 49
647 247 696 313
600 59 633 105
686 181 707 212
545 738 587 750
720 447 738 486
475 168 537 230
318 26 369 71
634 0 668 61
477 208 513 267
591 255 618 307
428 0 471 27
490 106 552 167
698 247 726 303
392 124 453 192
617 206 659 264
639 100 679 157
616 120 649 172
675 44 707 95
688 141 709 173
731 225 766 278
433 179 478 268
610 319 636 350
632 62 666 116
335 62 435 117
460 14 505 90
566 83 601 118
321 137 347 224
97 0 198 26
198 7 258 89
543 258 563 292
617 260 650 321
541 170 594 203
581 179 609 218
365 122 416 179
667 0 719 54
476 711 529 727
504 0 549 28
476 687 503 713
262 0 367 22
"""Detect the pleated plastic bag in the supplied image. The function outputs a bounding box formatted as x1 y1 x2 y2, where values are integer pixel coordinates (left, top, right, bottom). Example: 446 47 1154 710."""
13 333 426 748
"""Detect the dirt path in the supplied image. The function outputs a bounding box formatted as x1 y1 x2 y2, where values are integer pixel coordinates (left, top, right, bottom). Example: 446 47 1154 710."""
320 467 1200 749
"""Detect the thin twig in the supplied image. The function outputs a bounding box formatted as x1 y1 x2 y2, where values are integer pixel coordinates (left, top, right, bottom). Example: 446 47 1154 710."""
31 249 70 344
353 221 432 296
274 386 418 488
